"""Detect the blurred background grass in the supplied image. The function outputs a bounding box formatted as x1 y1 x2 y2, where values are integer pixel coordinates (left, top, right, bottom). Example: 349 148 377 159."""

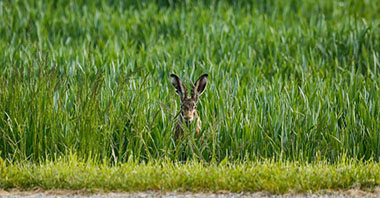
0 0 379 163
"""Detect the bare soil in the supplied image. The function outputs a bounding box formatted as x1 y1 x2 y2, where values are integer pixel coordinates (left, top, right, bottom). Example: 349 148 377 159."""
1 188 380 198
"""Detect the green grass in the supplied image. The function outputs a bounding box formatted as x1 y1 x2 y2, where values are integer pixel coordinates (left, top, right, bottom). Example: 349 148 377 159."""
0 0 379 164
1 155 379 194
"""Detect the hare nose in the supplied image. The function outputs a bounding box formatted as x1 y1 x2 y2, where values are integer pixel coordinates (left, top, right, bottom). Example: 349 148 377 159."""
184 112 193 120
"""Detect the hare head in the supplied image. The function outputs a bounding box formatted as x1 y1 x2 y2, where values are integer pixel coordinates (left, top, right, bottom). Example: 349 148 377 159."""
170 73 208 137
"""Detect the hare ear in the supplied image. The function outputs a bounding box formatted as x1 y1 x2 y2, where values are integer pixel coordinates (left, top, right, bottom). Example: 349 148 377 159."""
192 74 208 99
170 74 187 101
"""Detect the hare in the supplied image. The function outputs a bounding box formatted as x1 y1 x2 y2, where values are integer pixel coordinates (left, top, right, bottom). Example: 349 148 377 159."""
170 73 208 139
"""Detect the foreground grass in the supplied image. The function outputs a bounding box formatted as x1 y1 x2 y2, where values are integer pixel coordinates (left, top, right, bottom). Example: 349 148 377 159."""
0 156 379 194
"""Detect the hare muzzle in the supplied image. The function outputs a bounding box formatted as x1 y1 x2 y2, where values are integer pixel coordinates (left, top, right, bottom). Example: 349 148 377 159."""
182 99 197 122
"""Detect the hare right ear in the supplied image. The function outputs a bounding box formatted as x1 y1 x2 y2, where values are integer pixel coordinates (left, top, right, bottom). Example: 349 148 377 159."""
170 74 187 101
192 73 208 100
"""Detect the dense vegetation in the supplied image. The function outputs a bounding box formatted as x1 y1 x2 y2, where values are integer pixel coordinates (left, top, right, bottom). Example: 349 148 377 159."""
0 0 379 164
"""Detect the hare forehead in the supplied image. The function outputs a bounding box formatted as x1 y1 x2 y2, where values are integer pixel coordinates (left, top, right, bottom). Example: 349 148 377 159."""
183 100 196 108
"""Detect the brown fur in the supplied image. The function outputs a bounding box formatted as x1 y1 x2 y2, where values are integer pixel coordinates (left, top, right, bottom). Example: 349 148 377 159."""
170 73 208 139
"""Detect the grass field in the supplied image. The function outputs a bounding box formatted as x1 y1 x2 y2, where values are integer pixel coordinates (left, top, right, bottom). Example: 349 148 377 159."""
0 0 379 193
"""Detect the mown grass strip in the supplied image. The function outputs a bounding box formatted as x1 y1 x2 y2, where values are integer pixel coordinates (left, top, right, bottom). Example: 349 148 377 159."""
0 156 379 194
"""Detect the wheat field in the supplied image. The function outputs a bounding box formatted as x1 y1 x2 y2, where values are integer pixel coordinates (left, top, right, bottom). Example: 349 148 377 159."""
0 0 379 164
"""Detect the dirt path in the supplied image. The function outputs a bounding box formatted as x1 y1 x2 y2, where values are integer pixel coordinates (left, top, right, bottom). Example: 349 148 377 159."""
1 189 380 198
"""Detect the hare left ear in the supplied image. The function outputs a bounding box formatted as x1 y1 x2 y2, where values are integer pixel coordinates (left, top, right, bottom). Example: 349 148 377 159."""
192 74 208 99
170 73 187 101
